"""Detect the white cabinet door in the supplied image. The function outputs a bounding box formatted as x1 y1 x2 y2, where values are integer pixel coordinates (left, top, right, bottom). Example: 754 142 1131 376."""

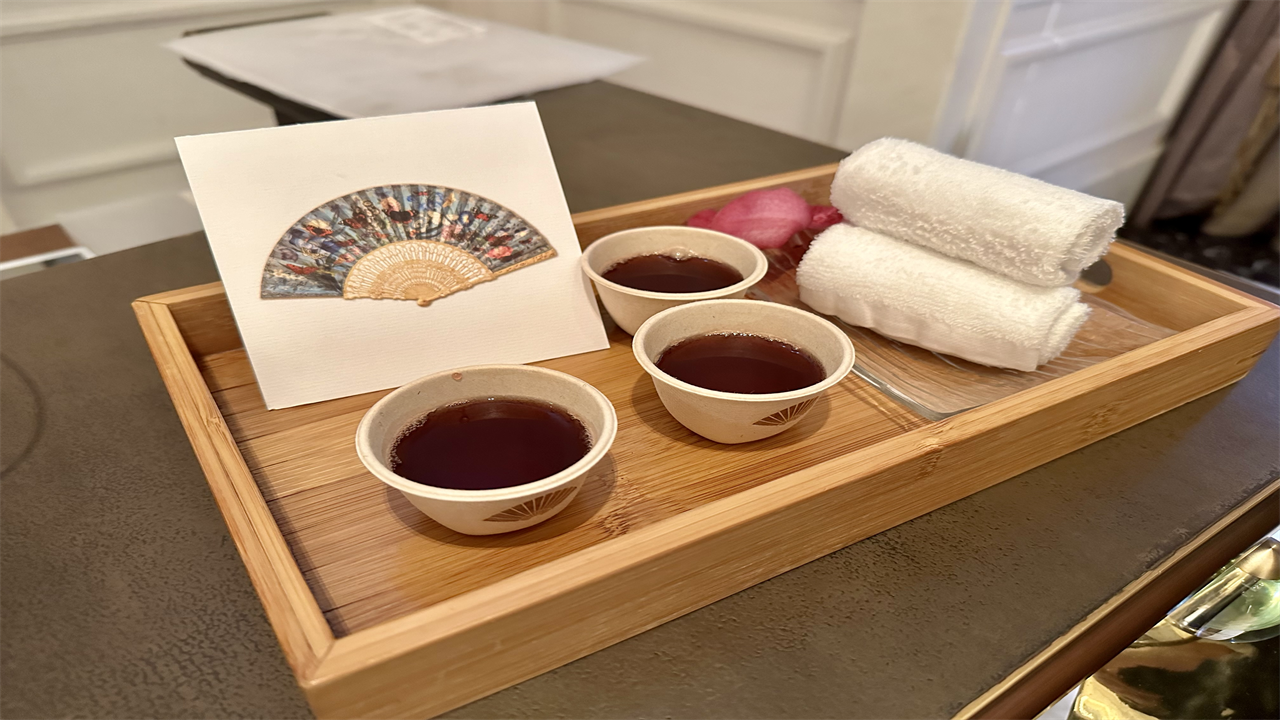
934 0 1232 206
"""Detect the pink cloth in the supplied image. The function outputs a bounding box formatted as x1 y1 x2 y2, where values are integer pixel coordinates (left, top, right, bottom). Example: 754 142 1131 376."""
687 188 842 248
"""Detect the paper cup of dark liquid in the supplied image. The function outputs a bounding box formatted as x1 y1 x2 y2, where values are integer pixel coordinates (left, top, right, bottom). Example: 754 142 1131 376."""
633 300 855 444
580 226 768 335
356 365 617 535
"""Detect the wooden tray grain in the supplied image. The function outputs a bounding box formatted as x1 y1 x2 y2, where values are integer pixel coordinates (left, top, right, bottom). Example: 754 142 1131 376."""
134 165 1279 719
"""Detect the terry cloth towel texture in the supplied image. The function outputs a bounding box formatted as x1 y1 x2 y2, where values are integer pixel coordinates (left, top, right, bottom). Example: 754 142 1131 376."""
797 224 1090 371
830 138 1124 287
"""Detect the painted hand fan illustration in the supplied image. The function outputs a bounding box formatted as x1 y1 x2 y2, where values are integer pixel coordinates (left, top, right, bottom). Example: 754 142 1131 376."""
261 184 556 306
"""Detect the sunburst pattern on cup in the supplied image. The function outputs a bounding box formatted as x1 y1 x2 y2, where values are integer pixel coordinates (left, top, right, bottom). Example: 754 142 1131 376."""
484 486 578 523
752 397 817 426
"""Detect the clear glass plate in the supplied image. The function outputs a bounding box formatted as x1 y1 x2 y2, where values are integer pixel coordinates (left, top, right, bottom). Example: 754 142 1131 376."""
747 232 1177 420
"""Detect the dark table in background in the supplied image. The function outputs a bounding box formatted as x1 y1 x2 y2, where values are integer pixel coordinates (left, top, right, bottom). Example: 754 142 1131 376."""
2 81 1277 720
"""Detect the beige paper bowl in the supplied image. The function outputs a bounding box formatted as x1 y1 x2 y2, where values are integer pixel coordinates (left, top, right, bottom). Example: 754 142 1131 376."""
355 365 617 535
580 226 768 335
633 300 855 444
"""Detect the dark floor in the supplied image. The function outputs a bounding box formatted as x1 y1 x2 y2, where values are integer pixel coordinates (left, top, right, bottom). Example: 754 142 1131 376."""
1124 213 1279 287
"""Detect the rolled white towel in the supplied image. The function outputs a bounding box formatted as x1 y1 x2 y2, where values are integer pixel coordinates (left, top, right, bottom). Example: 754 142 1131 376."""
831 138 1124 287
797 224 1089 371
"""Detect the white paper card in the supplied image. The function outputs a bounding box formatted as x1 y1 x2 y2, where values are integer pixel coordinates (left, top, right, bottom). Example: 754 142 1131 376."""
176 103 610 409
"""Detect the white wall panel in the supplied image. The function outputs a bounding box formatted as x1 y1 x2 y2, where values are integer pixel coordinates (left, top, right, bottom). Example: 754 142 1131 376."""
834 0 973 151
0 0 385 230
938 0 1230 206
448 0 978 152
1 0 1233 230
551 0 854 143
1000 1 1053 41
977 21 1200 172
2 25 268 189
433 0 552 31
1051 0 1168 32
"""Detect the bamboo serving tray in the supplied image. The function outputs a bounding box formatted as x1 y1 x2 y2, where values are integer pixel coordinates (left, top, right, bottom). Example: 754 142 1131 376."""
134 165 1278 719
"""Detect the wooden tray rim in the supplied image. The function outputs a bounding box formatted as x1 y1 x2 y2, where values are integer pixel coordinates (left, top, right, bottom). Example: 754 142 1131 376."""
133 164 1280 717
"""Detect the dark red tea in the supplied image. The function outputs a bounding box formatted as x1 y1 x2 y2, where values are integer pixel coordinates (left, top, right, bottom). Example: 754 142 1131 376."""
390 398 590 491
656 333 826 394
602 253 744 293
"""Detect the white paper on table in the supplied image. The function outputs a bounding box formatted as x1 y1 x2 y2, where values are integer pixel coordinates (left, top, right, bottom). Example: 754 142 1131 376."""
176 103 610 409
166 6 642 118
361 6 486 45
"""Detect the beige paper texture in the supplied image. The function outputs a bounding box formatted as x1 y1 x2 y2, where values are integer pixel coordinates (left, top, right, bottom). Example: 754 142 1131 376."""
177 103 609 409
